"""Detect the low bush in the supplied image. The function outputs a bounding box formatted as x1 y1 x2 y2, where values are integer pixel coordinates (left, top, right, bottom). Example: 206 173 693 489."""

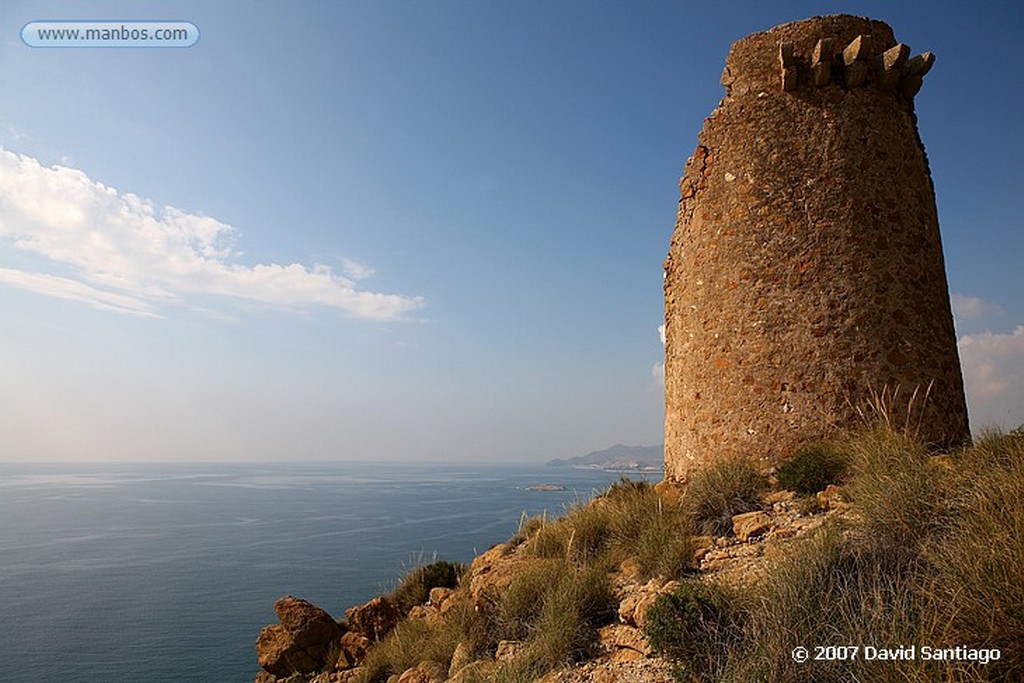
718 425 1024 683
683 456 766 536
776 442 847 495
645 579 743 680
389 559 465 612
496 559 564 641
529 501 612 562
494 558 616 668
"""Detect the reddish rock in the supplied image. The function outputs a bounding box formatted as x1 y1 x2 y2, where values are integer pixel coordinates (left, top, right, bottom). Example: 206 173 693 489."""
338 630 370 664
428 586 454 607
732 511 770 542
598 623 652 658
257 624 318 676
256 596 342 677
394 661 447 683
345 596 402 642
816 484 848 510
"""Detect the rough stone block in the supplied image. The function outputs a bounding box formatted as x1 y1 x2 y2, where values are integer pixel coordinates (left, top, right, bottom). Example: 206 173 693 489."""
843 34 872 64
882 43 910 70
903 51 935 77
732 510 770 542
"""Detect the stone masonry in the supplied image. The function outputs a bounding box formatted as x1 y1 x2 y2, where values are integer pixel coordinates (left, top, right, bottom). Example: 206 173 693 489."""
663 15 970 479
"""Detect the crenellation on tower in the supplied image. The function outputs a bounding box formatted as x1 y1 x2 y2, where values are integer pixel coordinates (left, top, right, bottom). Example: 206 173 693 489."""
664 15 969 480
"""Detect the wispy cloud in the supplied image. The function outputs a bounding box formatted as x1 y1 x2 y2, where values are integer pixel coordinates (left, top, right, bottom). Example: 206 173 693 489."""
959 326 1024 400
652 324 666 386
959 325 1024 429
0 267 159 317
951 293 1003 323
0 148 424 320
651 362 665 384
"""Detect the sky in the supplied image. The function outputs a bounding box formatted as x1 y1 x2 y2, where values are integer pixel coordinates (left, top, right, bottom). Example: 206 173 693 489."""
1 1 1021 463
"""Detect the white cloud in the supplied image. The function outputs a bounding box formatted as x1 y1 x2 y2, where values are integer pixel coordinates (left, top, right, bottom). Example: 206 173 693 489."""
959 326 1024 429
2 123 29 143
651 362 665 384
0 267 159 317
341 258 375 282
951 293 1003 322
650 324 666 386
0 148 424 320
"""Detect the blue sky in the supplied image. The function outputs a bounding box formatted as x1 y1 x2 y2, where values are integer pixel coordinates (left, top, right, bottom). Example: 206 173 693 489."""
1 1 1021 463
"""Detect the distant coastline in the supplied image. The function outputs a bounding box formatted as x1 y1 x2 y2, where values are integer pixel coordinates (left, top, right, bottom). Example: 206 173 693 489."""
547 443 664 474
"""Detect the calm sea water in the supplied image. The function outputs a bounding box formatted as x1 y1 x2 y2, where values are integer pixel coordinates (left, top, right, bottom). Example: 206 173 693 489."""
0 462 648 682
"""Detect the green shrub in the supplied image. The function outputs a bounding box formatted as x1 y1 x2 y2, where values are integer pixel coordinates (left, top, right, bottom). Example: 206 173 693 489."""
645 579 742 680
390 559 465 612
776 443 847 495
684 456 766 536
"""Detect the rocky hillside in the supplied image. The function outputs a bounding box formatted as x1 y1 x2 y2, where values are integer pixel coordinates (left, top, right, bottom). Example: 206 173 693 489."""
254 426 1023 683
254 474 845 682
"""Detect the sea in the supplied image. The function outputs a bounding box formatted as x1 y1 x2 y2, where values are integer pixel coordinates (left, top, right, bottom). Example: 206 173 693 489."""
0 462 653 682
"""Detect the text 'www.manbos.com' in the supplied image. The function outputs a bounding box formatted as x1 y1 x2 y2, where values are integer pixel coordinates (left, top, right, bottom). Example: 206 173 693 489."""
22 22 199 48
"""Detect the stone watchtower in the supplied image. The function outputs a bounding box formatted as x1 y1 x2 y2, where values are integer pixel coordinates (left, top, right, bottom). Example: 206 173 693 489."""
663 15 970 479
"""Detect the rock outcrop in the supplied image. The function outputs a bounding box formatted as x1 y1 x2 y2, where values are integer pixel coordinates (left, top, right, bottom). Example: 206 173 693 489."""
254 481 849 683
256 596 342 677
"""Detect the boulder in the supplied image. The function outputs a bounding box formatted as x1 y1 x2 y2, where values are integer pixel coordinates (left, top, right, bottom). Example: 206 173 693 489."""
428 586 454 607
337 630 370 667
732 511 770 542
598 623 652 658
448 641 473 678
407 604 440 622
690 535 715 567
495 639 525 661
256 596 342 677
345 597 402 642
816 484 848 510
617 578 679 630
394 660 446 683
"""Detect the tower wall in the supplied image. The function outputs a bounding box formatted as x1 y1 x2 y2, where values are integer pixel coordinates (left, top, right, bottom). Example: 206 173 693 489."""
664 15 969 479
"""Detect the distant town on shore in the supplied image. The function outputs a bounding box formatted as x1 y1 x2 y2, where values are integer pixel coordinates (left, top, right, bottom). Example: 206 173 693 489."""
547 443 664 472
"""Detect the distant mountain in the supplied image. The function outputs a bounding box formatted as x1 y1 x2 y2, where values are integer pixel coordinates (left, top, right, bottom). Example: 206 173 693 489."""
547 443 664 471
